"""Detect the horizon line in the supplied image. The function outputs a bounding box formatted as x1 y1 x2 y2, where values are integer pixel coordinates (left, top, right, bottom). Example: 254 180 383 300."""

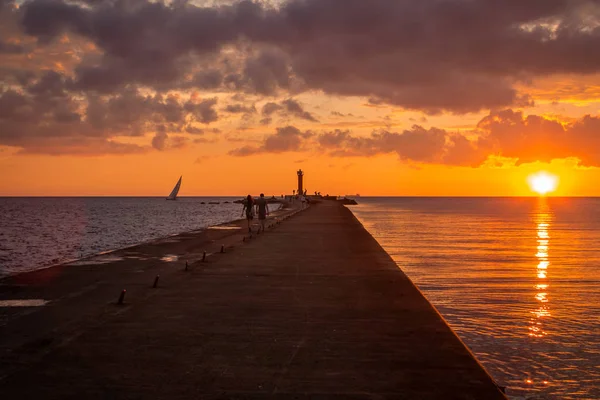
0 195 598 198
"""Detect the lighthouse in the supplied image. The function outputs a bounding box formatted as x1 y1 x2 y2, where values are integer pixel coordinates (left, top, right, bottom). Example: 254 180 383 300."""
297 169 304 195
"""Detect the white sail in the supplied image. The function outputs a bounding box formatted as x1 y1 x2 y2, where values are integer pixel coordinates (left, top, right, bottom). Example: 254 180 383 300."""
166 176 182 200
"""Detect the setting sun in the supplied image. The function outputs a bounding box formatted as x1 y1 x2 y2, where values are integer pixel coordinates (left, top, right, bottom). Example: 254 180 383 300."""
528 172 559 195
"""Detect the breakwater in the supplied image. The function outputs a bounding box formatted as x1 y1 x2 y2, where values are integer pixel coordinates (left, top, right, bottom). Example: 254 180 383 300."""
0 201 505 398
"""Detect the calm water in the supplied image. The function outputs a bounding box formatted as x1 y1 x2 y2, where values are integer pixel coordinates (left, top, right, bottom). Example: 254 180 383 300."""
0 197 254 277
350 197 600 400
1 197 598 398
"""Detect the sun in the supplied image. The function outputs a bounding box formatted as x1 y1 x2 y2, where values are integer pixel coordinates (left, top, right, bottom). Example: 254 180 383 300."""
528 172 558 195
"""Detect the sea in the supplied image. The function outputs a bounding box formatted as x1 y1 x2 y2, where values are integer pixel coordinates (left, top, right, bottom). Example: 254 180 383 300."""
350 197 599 400
1 196 599 399
0 197 249 277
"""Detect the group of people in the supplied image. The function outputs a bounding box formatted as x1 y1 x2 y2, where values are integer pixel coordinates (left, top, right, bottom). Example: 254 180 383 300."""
291 189 309 209
241 193 269 234
242 191 311 234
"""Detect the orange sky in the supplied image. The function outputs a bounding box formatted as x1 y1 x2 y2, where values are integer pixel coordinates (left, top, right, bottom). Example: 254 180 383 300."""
1 122 597 197
1 88 600 197
2 0 600 196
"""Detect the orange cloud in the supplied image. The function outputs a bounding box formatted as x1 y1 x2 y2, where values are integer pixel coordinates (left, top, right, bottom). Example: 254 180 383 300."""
228 110 600 168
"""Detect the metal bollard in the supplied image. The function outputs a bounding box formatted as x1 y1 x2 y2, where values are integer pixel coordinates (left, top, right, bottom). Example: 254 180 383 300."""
202 251 206 262
221 244 225 253
117 289 126 305
185 261 189 271
153 275 160 288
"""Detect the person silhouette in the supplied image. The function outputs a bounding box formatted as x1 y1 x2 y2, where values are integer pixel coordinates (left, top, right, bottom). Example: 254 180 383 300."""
255 193 269 234
241 194 254 233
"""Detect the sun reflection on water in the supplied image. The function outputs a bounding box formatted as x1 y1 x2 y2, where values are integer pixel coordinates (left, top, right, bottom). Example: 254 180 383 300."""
529 199 552 339
349 197 600 398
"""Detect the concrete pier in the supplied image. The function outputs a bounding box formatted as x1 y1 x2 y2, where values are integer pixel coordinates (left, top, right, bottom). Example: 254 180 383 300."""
0 201 506 399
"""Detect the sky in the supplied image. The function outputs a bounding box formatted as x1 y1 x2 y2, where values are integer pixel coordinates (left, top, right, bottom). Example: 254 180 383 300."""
2 0 600 196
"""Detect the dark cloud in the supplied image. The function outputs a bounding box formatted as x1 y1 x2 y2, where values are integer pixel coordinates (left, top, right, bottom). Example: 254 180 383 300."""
151 130 168 150
317 127 452 163
259 98 317 123
0 39 24 54
16 0 600 113
5 0 600 155
185 126 204 135
190 69 223 90
224 103 256 114
27 70 70 98
0 78 218 153
186 97 218 124
86 91 218 133
281 99 318 122
262 102 283 116
229 125 311 156
241 49 292 95
0 68 36 87
20 0 91 42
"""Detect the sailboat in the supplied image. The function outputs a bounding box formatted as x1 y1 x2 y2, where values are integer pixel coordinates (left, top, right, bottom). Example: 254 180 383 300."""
166 176 182 200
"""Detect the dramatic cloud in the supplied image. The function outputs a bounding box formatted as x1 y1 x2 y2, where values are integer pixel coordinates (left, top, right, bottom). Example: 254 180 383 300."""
229 123 470 163
15 0 600 110
0 73 219 153
333 111 600 166
152 130 189 151
86 92 218 133
231 110 600 167
4 0 600 155
478 110 600 166
280 99 318 122
317 126 485 165
260 98 318 124
229 125 312 156
239 49 293 95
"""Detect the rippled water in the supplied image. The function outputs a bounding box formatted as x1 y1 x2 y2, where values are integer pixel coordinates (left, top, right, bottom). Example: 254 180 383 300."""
0 197 257 277
350 197 600 400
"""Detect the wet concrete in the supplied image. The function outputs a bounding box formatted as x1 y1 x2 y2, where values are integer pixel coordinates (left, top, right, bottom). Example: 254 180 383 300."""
0 201 505 399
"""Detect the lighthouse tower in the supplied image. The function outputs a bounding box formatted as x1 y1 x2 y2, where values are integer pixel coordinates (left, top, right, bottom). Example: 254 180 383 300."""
297 169 304 195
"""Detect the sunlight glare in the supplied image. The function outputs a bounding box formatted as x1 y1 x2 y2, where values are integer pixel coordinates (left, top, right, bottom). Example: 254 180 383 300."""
528 172 558 195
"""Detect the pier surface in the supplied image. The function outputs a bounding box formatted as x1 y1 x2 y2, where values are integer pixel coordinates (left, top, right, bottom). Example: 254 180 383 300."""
0 201 506 399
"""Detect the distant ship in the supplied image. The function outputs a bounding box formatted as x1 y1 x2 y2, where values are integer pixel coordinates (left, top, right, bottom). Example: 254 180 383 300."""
166 176 182 200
